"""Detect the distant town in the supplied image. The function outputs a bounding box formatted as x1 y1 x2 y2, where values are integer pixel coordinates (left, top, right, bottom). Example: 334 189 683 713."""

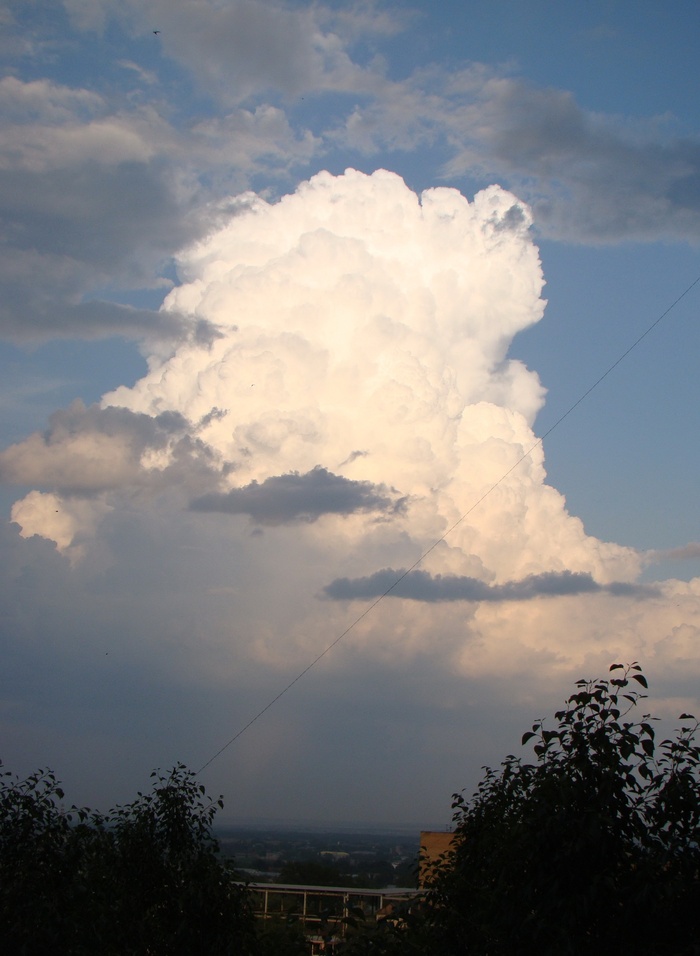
217 825 423 888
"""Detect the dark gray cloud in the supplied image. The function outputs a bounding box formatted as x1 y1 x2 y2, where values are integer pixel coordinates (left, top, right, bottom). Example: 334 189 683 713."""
338 450 369 468
0 400 223 495
444 75 700 243
0 113 205 341
0 62 316 343
0 68 243 345
1 160 179 267
332 66 700 244
190 466 405 525
659 543 700 561
65 0 388 106
323 568 658 603
0 288 219 345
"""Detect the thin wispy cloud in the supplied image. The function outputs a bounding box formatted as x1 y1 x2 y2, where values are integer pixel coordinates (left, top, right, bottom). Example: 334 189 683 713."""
646 542 700 562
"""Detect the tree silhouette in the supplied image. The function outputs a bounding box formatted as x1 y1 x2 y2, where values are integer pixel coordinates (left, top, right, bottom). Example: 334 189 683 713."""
0 762 255 955
423 664 700 955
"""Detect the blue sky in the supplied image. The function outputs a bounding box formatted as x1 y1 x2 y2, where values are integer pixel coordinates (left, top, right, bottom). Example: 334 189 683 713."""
2 0 700 827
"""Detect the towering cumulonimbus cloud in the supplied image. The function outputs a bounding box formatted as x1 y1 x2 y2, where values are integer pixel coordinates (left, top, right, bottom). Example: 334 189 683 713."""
8 168 641 592
5 168 699 824
102 167 639 584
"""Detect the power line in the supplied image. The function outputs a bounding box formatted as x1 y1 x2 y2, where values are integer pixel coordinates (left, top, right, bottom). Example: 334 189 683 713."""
196 271 700 775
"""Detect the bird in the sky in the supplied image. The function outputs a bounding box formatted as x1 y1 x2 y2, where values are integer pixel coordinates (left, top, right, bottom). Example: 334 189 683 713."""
153 30 160 35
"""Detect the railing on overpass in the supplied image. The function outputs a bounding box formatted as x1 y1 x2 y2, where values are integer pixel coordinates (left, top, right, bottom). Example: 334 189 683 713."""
245 881 418 954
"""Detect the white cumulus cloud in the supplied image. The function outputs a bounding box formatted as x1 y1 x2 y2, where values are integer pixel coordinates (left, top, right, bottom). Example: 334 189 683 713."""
98 169 638 587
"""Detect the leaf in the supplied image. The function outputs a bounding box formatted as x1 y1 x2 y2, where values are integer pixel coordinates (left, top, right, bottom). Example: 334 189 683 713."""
521 732 536 745
631 674 648 688
609 663 624 671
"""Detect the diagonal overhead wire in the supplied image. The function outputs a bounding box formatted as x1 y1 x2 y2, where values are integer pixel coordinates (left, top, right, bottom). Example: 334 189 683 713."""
196 271 700 774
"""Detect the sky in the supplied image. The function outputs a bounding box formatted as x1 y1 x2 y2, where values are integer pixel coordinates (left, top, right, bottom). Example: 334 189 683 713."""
2 0 700 828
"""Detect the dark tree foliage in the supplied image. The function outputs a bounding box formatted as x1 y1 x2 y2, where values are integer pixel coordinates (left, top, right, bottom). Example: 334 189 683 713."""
254 916 309 956
424 664 700 956
0 762 256 956
334 899 434 956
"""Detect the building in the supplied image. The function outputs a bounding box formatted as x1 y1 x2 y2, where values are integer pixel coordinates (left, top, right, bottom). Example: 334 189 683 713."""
246 881 416 954
418 830 456 886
